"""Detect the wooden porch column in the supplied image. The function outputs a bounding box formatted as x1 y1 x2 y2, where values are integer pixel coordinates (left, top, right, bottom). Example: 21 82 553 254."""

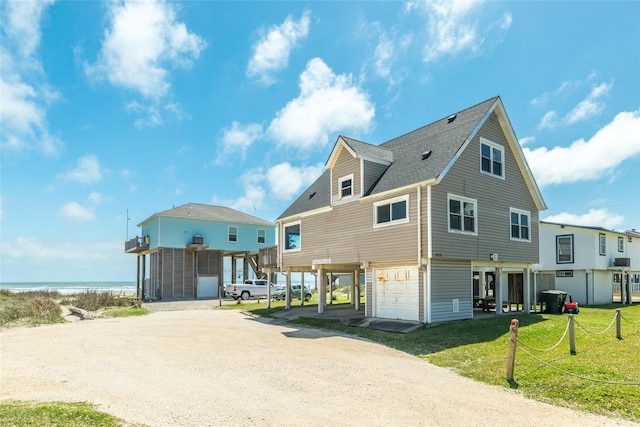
231 255 237 284
318 267 325 314
523 267 531 314
354 267 361 311
266 267 272 309
300 272 305 306
136 255 141 301
329 273 334 305
243 253 249 282
495 267 503 315
350 270 356 306
141 254 146 300
285 268 292 310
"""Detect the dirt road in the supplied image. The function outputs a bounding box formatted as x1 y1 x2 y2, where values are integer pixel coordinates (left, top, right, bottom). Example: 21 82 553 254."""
0 308 634 426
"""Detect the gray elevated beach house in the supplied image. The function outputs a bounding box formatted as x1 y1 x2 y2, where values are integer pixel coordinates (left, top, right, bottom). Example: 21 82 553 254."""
275 96 547 324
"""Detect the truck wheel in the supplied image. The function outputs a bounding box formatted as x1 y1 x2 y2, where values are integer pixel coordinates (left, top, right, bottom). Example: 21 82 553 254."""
241 291 250 300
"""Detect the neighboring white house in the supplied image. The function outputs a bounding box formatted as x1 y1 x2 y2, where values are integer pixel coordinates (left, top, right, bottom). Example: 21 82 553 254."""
538 221 640 305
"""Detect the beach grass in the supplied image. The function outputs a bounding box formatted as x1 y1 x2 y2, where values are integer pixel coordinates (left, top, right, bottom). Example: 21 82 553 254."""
0 401 142 427
0 290 65 327
60 290 132 312
0 289 145 327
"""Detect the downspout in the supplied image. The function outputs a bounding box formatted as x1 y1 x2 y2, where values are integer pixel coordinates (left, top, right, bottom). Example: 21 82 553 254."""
425 185 432 324
417 185 422 264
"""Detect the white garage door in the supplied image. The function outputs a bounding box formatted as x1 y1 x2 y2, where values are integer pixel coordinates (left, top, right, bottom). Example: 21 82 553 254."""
375 267 419 321
197 276 218 298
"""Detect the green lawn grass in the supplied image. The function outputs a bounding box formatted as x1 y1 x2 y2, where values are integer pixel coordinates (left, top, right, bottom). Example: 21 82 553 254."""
238 302 640 422
0 401 143 427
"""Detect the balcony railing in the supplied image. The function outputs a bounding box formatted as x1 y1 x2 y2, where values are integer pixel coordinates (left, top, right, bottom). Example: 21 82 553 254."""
259 245 278 268
125 236 149 253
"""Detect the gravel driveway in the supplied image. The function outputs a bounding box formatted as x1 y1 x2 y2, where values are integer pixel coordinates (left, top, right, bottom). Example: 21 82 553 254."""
0 308 634 426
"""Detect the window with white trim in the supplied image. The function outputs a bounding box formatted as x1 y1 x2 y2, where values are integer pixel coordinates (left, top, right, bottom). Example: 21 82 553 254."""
284 222 301 251
448 194 477 235
257 228 266 244
557 234 574 264
599 233 606 256
228 226 238 243
618 236 624 252
510 208 530 241
374 195 409 227
480 138 504 178
339 174 354 199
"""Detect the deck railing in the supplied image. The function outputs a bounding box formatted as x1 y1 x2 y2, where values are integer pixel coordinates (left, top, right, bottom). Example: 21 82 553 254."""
125 236 149 253
259 245 278 268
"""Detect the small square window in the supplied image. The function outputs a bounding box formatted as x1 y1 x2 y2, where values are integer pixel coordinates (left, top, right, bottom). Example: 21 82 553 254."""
284 223 300 251
480 138 504 178
338 174 354 199
257 229 266 244
510 209 530 241
448 194 476 235
557 235 574 264
228 226 238 243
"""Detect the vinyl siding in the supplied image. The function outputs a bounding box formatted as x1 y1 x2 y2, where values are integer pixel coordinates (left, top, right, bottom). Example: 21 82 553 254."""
332 149 361 200
430 260 472 322
281 190 419 268
363 160 389 195
430 112 540 263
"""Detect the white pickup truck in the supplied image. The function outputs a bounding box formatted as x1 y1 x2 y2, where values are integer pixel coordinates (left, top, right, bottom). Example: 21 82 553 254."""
224 279 273 300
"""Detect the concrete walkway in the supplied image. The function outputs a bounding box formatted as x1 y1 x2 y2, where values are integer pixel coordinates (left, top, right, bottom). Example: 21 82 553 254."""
271 303 424 333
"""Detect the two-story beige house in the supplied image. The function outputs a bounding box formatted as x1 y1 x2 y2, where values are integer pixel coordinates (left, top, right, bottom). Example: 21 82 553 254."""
275 97 547 324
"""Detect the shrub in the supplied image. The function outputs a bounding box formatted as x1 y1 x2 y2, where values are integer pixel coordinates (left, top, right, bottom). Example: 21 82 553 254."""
63 291 130 311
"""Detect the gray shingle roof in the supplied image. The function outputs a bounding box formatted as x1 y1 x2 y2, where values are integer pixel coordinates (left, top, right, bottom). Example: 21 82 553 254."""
278 97 499 220
140 203 274 227
339 136 394 163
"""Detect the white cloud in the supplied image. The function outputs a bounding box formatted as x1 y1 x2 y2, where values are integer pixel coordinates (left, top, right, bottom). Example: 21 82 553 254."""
247 10 311 84
60 202 95 221
535 78 612 129
2 0 54 59
216 121 263 164
525 110 640 187
268 58 375 150
537 111 559 130
0 0 63 156
267 162 324 201
519 136 535 146
543 208 624 231
564 82 612 125
61 154 103 184
85 0 204 126
88 192 104 205
407 0 484 62
227 170 268 213
221 162 323 215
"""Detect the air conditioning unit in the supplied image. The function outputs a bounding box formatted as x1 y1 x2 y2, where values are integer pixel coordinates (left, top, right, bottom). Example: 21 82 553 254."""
614 258 630 267
556 270 573 277
192 235 204 245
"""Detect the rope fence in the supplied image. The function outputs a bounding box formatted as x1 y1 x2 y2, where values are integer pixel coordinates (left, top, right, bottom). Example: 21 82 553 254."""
506 309 640 386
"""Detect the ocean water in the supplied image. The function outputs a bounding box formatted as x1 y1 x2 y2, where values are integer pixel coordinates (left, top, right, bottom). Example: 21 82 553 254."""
0 281 137 295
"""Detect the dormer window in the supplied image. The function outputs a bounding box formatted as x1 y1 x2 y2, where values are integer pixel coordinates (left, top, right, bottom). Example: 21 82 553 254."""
339 174 354 199
480 138 504 179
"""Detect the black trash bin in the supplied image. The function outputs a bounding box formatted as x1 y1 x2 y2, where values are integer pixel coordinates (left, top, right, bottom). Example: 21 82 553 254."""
540 290 567 314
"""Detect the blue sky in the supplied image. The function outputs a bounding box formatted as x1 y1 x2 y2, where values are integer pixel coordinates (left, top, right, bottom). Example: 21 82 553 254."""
1 0 639 283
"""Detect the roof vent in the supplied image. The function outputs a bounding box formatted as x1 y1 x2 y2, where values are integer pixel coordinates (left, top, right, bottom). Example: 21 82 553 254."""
421 150 432 160
308 192 316 199
447 114 457 123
